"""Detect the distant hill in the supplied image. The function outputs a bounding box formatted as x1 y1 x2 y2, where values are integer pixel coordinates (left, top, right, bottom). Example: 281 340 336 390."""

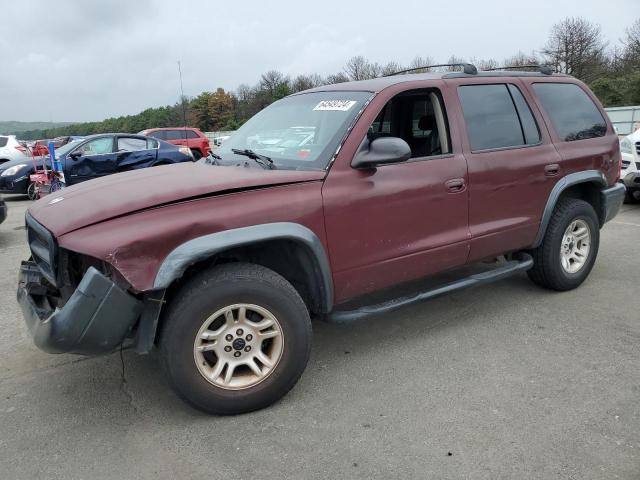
0 121 74 136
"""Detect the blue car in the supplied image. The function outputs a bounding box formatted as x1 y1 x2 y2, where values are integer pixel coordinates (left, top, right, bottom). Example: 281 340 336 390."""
0 133 194 199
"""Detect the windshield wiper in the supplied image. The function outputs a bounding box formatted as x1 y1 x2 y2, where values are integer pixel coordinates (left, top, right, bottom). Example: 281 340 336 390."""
231 148 275 170
205 152 222 165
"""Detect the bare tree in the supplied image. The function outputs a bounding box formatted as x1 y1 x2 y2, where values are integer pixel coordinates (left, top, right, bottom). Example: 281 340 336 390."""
325 72 349 84
541 17 608 81
444 55 467 71
623 18 640 66
343 56 382 80
502 51 541 68
260 70 290 96
473 58 499 70
380 61 403 76
408 56 434 72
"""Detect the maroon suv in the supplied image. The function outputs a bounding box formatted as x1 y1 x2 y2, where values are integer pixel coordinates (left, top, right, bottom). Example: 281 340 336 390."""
17 66 625 414
139 127 210 160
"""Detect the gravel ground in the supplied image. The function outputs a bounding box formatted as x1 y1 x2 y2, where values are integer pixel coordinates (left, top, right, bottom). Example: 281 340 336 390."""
1 195 639 479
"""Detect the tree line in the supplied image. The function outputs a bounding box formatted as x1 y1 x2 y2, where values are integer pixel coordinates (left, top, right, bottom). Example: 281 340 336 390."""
16 16 640 141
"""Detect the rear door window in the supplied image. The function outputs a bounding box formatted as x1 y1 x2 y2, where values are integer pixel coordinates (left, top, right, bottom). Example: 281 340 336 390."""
118 137 148 152
0 137 7 148
186 130 200 139
532 83 607 141
458 84 537 151
164 130 187 140
148 130 166 140
508 85 541 145
77 137 114 155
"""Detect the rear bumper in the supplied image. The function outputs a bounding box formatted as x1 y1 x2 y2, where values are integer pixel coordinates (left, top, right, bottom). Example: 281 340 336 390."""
17 261 142 355
601 183 626 224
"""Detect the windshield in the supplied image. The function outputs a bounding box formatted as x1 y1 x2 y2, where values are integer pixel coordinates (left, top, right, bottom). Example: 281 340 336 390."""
216 91 371 170
54 139 83 157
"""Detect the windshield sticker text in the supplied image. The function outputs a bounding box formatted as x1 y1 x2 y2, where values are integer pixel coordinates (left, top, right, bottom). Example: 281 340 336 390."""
313 100 357 111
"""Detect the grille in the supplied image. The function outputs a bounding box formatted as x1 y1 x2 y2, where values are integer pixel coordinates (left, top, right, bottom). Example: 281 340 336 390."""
26 213 58 286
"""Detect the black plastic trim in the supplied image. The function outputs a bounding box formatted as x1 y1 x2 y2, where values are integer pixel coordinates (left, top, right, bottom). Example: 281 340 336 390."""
600 183 625 223
154 222 334 313
328 254 533 322
532 170 607 248
17 261 142 355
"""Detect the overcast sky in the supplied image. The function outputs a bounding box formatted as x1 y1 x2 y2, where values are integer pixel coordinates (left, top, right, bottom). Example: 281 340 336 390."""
1 0 636 122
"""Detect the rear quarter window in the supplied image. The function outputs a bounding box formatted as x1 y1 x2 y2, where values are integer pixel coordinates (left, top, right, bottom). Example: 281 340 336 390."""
0 137 7 147
186 130 200 139
532 83 607 142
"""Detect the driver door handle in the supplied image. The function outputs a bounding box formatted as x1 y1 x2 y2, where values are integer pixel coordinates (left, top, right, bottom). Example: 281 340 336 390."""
445 178 466 193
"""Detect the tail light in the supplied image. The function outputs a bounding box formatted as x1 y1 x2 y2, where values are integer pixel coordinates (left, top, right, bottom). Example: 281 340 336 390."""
15 145 28 153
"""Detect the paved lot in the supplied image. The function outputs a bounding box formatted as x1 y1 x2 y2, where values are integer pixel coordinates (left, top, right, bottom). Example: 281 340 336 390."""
0 195 639 479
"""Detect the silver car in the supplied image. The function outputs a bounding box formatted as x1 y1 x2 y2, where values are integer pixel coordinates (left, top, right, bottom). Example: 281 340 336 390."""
0 135 30 165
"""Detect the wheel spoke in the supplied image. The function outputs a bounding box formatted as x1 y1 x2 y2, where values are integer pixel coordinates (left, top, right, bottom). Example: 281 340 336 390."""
237 306 247 323
209 359 226 381
256 351 274 368
574 227 589 240
225 309 235 326
258 329 280 339
252 317 275 331
223 363 236 384
561 255 570 271
200 330 221 341
246 358 263 377
196 343 217 352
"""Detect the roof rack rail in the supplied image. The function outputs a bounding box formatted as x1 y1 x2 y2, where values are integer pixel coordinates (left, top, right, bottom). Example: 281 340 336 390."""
483 64 554 75
385 63 478 76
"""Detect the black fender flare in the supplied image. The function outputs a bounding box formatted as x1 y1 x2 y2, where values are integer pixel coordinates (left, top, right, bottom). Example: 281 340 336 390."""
153 222 334 312
531 170 607 248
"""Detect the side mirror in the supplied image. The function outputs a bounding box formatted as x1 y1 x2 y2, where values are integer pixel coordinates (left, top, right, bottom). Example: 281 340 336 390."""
69 150 83 159
352 136 411 169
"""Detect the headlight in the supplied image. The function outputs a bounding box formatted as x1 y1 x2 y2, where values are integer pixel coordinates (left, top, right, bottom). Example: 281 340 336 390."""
1 164 28 176
620 138 633 154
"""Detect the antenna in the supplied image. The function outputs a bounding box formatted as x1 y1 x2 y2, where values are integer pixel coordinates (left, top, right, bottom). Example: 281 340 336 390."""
483 64 554 75
177 61 188 139
386 63 478 76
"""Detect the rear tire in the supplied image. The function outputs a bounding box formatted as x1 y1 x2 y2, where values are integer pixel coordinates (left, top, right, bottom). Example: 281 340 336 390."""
527 198 599 291
190 149 202 160
160 263 312 415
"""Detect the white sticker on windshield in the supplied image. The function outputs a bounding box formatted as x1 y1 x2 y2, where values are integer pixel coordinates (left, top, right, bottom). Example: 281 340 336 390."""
313 100 357 111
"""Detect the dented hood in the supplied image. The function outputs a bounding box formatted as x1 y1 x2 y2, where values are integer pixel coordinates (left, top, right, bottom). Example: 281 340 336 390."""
28 162 325 236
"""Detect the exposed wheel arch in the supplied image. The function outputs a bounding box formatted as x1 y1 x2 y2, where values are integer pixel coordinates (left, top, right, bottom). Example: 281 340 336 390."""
154 222 334 315
532 170 607 248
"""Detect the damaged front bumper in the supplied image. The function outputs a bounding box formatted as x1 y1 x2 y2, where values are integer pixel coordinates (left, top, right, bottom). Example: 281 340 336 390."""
17 261 142 355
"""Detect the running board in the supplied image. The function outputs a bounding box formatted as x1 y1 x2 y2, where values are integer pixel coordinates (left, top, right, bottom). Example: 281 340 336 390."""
328 253 533 323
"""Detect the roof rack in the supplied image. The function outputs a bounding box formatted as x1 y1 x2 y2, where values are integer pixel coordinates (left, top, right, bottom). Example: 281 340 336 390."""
386 63 478 76
483 64 554 75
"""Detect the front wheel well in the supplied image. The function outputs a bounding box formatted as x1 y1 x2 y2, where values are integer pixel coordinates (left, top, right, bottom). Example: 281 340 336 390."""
163 239 328 317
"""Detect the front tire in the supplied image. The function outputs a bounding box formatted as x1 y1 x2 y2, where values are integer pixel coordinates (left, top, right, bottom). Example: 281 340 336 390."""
527 198 599 291
27 182 38 201
160 263 312 415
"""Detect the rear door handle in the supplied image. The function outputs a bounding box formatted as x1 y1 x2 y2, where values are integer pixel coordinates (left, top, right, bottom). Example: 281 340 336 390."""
445 178 466 193
544 163 560 176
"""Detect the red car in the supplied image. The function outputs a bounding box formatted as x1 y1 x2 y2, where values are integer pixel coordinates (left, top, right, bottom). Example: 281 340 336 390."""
18 65 624 415
139 127 210 160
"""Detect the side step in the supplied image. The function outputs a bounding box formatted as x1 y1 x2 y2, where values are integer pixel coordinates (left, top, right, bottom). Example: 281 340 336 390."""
327 253 533 323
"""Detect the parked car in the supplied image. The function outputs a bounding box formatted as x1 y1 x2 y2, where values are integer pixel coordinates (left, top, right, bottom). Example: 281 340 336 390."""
17 67 624 415
0 135 30 165
0 195 6 224
620 128 640 202
0 133 192 197
139 127 210 160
